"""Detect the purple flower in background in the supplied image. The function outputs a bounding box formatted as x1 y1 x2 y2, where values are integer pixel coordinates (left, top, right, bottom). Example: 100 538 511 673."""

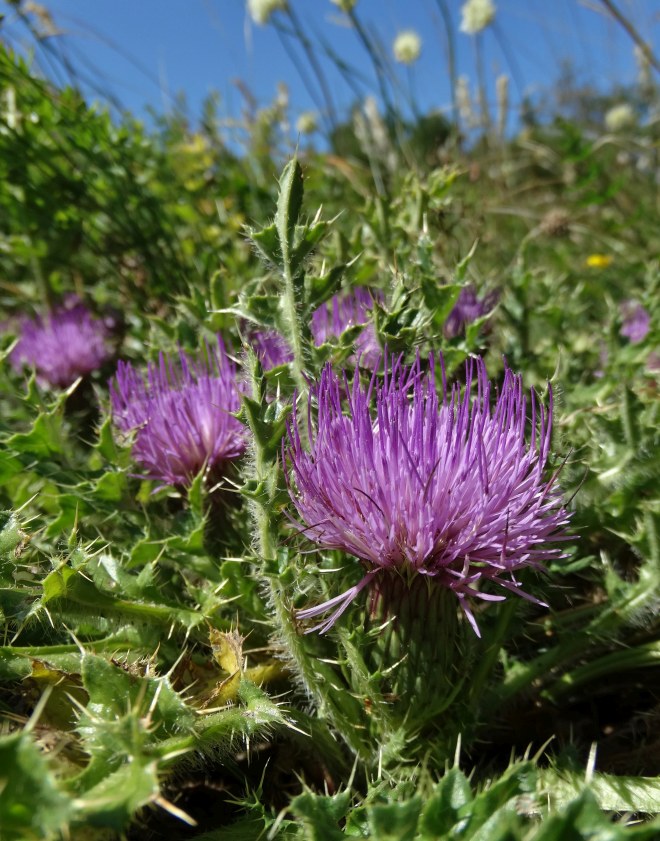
311 287 382 366
620 301 650 344
249 329 294 370
110 338 246 487
9 299 112 388
284 353 570 634
444 286 496 339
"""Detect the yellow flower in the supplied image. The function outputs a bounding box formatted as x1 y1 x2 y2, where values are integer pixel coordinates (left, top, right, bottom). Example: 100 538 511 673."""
586 254 613 269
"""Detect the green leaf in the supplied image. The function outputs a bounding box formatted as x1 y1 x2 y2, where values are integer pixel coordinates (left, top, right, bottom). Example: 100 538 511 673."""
420 278 462 329
73 759 161 832
7 410 63 458
306 264 345 309
250 223 282 266
532 790 604 841
0 650 32 681
469 810 523 841
465 762 536 834
419 767 473 838
92 470 126 503
240 393 291 462
290 220 329 276
540 768 660 815
276 157 304 260
0 731 72 840
219 294 284 330
290 789 352 841
368 798 422 841
81 653 194 736
94 414 118 462
0 510 26 559
41 562 204 630
456 239 479 282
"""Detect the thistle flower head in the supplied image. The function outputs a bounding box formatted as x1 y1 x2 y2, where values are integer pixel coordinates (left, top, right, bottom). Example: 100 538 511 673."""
393 30 422 65
620 301 650 344
110 338 246 488
444 286 497 339
460 0 496 34
311 287 382 366
284 353 570 634
9 298 112 388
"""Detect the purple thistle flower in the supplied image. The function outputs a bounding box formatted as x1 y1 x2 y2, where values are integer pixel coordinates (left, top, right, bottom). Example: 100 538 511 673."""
9 299 112 388
620 301 650 344
110 338 247 488
249 329 294 370
284 353 570 635
444 286 497 340
311 287 382 366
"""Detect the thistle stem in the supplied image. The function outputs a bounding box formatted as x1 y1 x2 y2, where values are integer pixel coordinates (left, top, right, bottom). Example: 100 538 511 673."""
245 365 370 761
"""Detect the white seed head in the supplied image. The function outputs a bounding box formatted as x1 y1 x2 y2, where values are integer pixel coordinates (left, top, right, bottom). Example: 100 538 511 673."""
393 30 422 65
330 0 357 11
460 0 496 35
296 112 318 134
604 103 636 133
247 0 287 26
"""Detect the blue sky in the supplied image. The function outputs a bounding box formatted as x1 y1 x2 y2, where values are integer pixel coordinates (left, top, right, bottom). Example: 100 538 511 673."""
2 0 657 128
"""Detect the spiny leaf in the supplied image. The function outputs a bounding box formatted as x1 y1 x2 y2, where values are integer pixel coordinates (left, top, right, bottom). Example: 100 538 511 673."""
276 157 304 261
0 731 72 840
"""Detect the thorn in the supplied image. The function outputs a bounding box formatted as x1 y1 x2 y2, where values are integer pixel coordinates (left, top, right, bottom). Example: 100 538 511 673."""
585 742 598 785
453 733 462 769
153 794 198 827
63 625 86 655
24 685 53 733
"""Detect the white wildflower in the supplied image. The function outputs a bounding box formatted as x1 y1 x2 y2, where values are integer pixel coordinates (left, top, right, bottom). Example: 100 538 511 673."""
296 112 318 135
460 0 496 35
604 103 636 133
393 30 422 65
